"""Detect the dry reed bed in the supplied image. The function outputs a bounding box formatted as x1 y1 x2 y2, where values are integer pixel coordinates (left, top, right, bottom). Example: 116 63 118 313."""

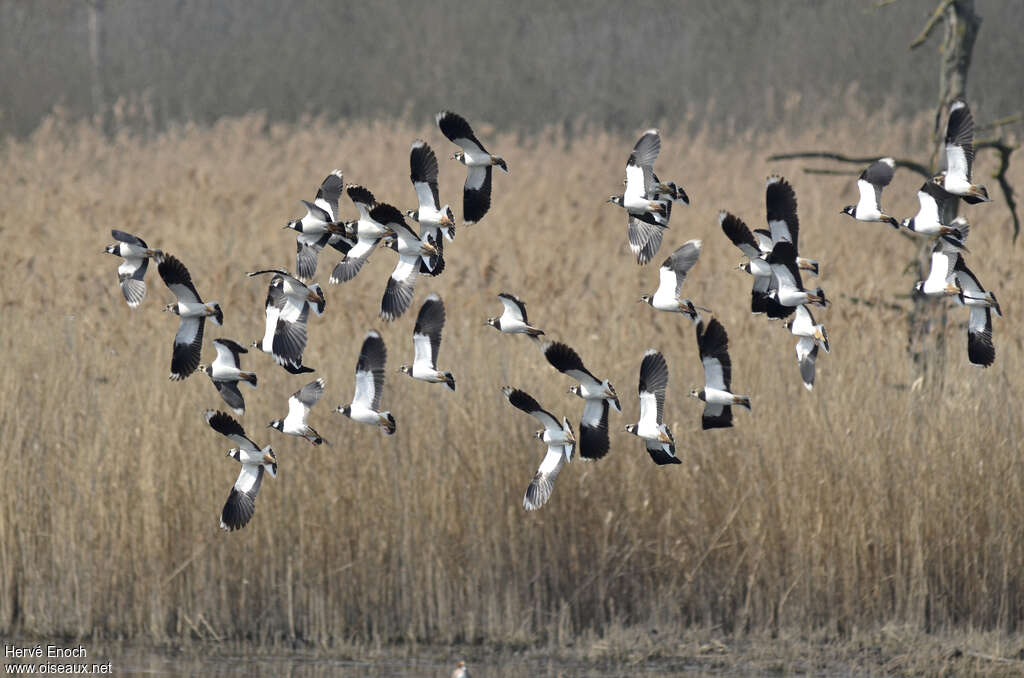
0 107 1021 646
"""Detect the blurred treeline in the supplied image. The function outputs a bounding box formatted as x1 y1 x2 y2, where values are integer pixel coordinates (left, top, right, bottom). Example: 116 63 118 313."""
1 0 1022 138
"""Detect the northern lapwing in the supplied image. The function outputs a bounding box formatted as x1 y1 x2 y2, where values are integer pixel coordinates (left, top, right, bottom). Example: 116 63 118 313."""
841 158 899 228
104 230 162 308
158 254 223 380
914 237 964 299
640 239 705 317
268 377 328 445
954 257 1001 367
487 293 544 336
399 294 455 391
374 203 438 321
247 269 325 369
283 170 349 280
934 98 990 204
251 274 315 374
689 316 751 429
502 386 576 511
541 340 620 460
436 111 507 224
199 338 257 415
336 330 396 435
901 181 970 248
204 410 277 532
408 138 456 250
330 185 387 284
624 349 678 465
783 305 829 392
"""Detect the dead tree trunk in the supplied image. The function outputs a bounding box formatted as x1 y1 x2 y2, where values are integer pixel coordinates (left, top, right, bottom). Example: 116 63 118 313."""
87 0 108 134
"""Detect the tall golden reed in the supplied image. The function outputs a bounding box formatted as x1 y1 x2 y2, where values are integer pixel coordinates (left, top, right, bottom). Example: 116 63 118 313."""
1 102 1021 645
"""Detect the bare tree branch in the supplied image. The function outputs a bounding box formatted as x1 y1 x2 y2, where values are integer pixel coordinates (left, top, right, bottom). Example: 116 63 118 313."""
766 151 932 178
977 138 1021 243
909 0 955 49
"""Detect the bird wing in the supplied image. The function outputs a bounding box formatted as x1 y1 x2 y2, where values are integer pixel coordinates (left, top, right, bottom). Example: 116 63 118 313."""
861 158 895 188
627 216 665 265
272 303 309 367
215 381 245 415
204 409 260 452
314 170 344 222
436 111 488 153
346 184 377 214
967 306 994 367
795 336 818 391
698 318 732 392
915 182 946 225
111 229 148 247
638 349 668 424
523 444 566 511
117 256 148 308
767 242 804 293
220 463 264 531
288 378 325 423
944 98 975 181
381 255 419 322
719 212 762 259
954 257 988 301
412 293 445 368
170 316 204 380
158 254 202 304
503 387 562 433
578 398 610 461
462 165 492 224
542 341 600 389
211 338 246 370
701 402 733 430
354 330 387 410
765 175 799 251
498 293 528 323
662 239 701 296
410 140 441 211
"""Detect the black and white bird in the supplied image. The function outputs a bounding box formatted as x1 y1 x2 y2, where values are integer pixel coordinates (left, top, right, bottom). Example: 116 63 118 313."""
840 158 899 228
376 203 438 321
689 316 751 429
934 98 990 204
502 386 576 511
542 340 620 460
640 239 705 317
158 254 223 381
436 111 508 224
284 170 350 280
766 242 828 311
608 129 672 227
399 294 455 391
204 410 277 532
721 212 782 315
954 257 1002 368
914 236 964 299
247 269 325 369
783 306 830 392
104 230 161 308
199 338 257 415
752 227 818 277
408 139 456 247
250 274 315 374
487 293 544 336
336 330 396 435
268 377 328 445
623 349 678 465
330 185 387 284
901 182 970 247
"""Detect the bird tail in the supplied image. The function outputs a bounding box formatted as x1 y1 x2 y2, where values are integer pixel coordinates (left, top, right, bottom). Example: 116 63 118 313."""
813 288 828 307
210 303 224 326
242 372 258 387
963 185 990 204
734 395 752 411
308 427 327 446
525 326 545 337
381 412 396 436
443 372 456 392
815 325 831 354
798 258 820 277
443 206 456 240
884 215 900 229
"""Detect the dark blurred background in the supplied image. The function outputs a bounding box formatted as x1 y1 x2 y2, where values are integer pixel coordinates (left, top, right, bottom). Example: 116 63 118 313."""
1 0 1021 137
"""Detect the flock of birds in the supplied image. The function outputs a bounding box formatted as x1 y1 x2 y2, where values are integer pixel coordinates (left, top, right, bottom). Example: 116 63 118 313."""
103 100 1002 529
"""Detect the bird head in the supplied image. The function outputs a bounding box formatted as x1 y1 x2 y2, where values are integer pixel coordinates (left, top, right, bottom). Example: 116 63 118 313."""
486 317 499 329
404 209 419 222
336 405 352 418
912 282 926 298
104 244 118 255
267 419 283 431
568 385 582 398
451 151 465 164
398 364 412 376
534 429 545 439
689 388 705 401
283 219 301 232
902 217 914 231
163 303 179 315
737 261 750 273
198 364 209 376
608 195 623 206
226 448 240 461
639 295 652 305
840 205 855 217
623 424 638 436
